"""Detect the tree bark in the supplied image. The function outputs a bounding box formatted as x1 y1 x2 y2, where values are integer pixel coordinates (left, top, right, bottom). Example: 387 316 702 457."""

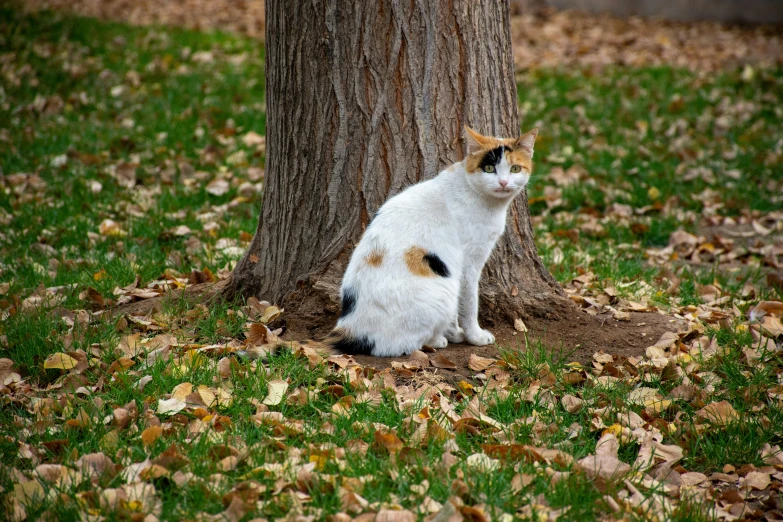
225 0 571 334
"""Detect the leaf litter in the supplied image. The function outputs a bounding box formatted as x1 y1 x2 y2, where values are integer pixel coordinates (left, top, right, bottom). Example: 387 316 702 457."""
2 5 783 522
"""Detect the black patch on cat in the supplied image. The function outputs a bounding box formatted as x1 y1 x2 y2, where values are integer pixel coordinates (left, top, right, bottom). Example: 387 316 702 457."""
331 334 375 356
477 145 510 172
340 287 357 318
423 253 449 277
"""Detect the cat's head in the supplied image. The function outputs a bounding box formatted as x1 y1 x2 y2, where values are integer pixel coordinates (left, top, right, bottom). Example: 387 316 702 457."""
463 126 537 200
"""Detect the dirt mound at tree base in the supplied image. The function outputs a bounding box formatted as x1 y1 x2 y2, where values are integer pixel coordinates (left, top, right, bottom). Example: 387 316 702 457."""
287 310 685 379
111 281 684 378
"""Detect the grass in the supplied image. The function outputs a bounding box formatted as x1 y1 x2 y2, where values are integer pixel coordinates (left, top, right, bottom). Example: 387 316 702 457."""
1 5 782 521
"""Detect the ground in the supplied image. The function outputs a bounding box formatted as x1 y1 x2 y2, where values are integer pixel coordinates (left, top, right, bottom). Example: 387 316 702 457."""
1 3 783 522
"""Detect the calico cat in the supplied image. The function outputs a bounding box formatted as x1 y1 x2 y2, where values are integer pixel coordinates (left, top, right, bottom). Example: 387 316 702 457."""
329 126 537 357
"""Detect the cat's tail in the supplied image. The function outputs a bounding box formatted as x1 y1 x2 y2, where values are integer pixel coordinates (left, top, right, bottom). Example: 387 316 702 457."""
325 327 375 356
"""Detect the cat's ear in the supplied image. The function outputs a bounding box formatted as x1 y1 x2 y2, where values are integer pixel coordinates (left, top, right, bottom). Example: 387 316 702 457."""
515 128 538 157
464 126 493 155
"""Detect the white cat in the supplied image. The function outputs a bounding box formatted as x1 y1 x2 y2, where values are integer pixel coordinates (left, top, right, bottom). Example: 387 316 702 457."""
328 126 537 357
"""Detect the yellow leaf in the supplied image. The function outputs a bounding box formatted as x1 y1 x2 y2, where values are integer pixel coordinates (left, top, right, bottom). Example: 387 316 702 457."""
457 380 474 395
171 382 193 401
93 269 107 281
43 353 78 370
644 398 673 416
602 424 623 438
197 385 216 407
262 379 288 406
310 453 328 471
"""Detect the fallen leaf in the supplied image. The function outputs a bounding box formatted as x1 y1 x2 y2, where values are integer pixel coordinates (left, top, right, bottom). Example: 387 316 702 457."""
206 178 230 196
43 353 78 370
696 401 739 426
157 398 186 415
262 379 288 406
373 431 403 454
141 426 163 447
99 218 126 237
561 394 584 413
466 453 500 472
576 454 631 481
242 131 265 147
76 452 116 479
759 316 783 338
171 382 193 401
744 471 770 491
430 353 457 369
376 509 416 522
409 350 430 368
468 354 497 372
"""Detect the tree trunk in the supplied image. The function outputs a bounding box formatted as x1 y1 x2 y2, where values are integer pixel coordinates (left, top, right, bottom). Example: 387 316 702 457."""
225 0 571 334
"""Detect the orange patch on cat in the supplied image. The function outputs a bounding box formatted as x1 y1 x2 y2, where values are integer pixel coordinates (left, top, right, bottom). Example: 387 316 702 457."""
465 154 481 173
506 149 533 171
404 246 434 277
364 249 385 267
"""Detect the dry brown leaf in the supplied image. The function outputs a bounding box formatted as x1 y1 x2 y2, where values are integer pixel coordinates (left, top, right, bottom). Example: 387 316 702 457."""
376 509 416 522
759 316 783 338
206 178 230 196
117 333 143 357
76 452 116 479
696 401 739 426
218 456 239 472
749 300 783 319
468 354 497 372
561 394 584 413
743 471 770 491
761 444 783 465
245 323 274 346
373 431 403 454
513 318 528 332
430 353 457 369
481 444 545 463
680 472 708 486
576 454 631 481
141 426 163 447
409 350 430 368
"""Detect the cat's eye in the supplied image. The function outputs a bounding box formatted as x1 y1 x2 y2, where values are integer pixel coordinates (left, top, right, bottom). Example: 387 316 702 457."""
483 165 496 173
510 165 522 173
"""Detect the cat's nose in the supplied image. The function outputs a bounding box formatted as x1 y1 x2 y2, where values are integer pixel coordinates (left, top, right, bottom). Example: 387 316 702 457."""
499 180 509 188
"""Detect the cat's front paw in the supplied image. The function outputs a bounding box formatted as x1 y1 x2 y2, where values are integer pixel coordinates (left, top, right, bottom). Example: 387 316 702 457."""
424 335 448 349
465 329 495 346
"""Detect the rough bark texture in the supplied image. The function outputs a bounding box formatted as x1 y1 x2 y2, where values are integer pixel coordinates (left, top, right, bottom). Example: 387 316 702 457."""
225 0 571 334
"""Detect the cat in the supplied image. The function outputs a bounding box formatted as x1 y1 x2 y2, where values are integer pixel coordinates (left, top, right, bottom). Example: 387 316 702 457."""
328 126 537 357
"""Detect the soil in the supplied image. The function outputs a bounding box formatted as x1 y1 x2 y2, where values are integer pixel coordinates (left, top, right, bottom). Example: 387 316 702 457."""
112 280 686 382
286 309 686 380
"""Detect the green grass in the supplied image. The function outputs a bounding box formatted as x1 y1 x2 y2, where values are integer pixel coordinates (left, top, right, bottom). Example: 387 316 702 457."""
1 5 782 521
